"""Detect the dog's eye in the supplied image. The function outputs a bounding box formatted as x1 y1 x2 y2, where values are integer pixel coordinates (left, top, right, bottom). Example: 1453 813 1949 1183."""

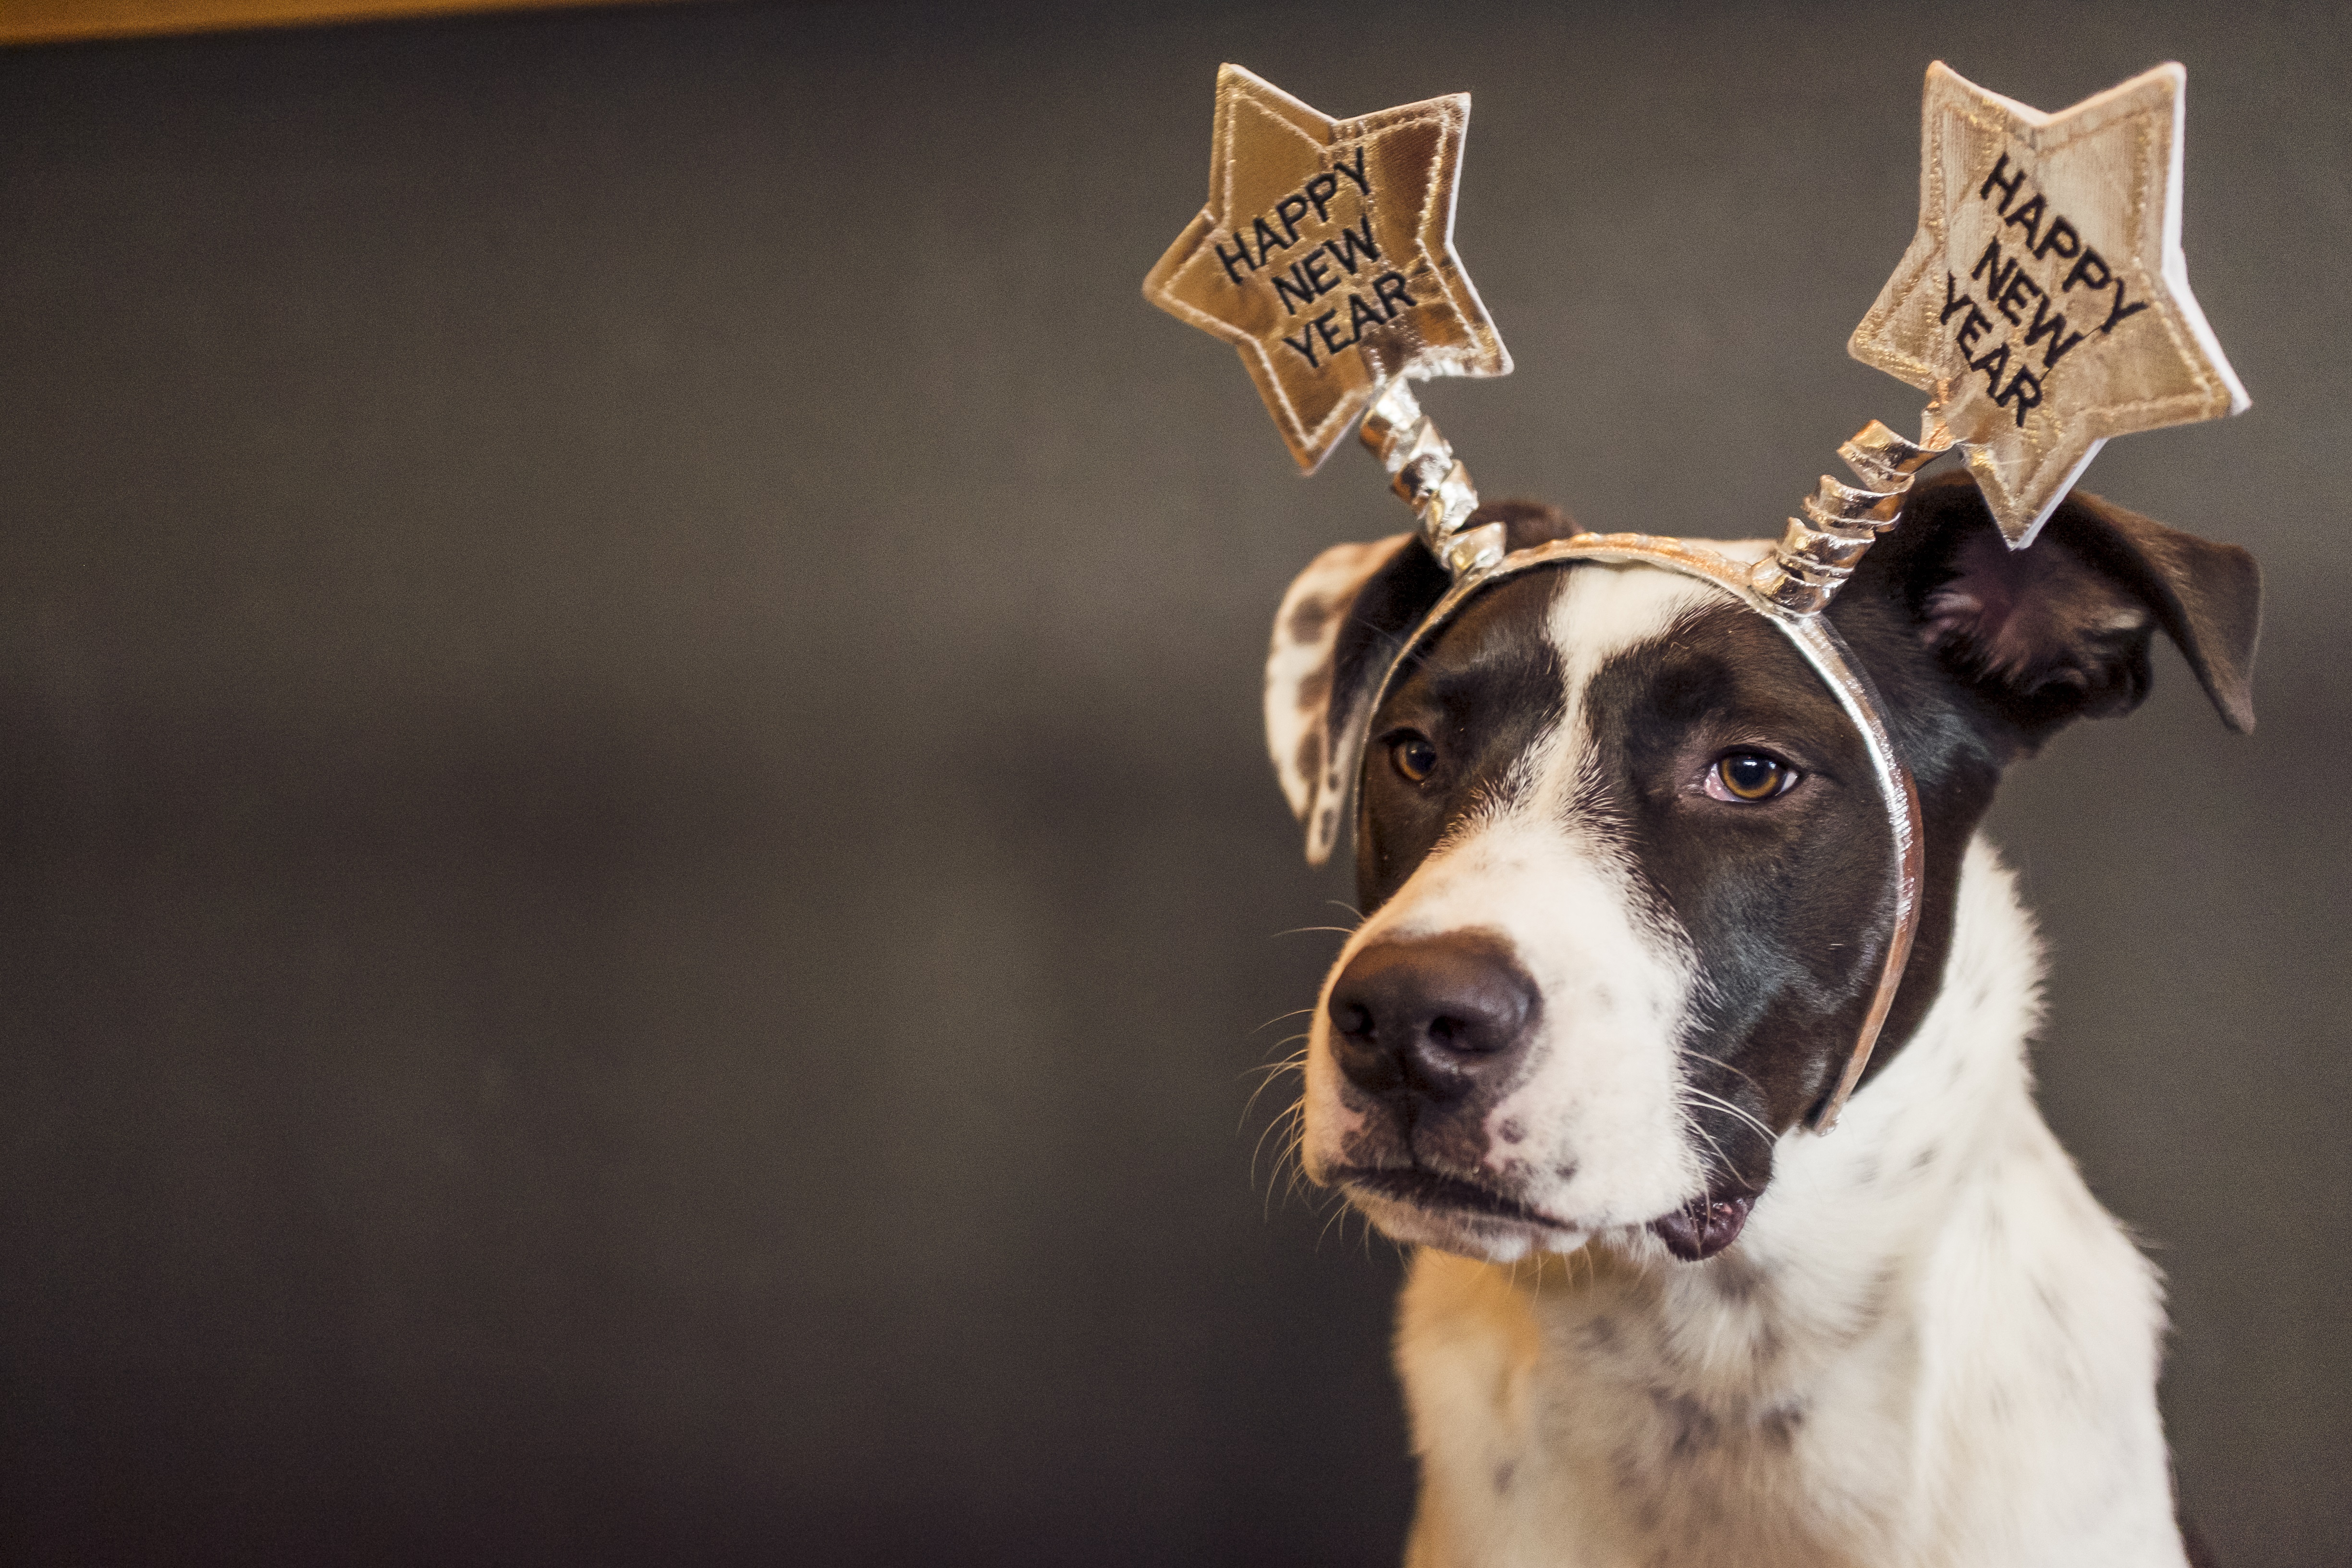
1710 752 1795 802
1392 735 1440 783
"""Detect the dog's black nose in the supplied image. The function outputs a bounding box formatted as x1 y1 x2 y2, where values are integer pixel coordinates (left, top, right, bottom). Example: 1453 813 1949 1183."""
1326 932 1539 1103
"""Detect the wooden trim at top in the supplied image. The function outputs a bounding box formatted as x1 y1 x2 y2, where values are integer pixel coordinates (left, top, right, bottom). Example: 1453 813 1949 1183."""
0 0 692 47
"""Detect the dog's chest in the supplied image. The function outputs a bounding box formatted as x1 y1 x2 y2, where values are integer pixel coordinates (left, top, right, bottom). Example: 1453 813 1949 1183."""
1396 1246 1921 1568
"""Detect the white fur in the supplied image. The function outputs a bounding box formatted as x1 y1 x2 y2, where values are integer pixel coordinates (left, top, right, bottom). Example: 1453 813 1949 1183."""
1392 840 2181 1568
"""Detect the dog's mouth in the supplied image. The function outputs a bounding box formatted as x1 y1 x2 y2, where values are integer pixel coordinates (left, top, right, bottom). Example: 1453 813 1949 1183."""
1337 1165 1758 1262
1647 1190 1755 1262
1334 1165 1575 1231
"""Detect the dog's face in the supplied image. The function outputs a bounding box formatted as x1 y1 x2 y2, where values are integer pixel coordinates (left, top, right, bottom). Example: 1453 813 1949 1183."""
1321 561 1896 1262
1264 481 2258 1265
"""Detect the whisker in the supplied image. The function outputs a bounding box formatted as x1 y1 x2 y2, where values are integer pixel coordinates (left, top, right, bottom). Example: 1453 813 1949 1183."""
1679 1085 1776 1142
1677 1046 1769 1097
1317 1200 1351 1253
1256 1104 1299 1219
1249 1102 1299 1186
1238 1048 1309 1130
1239 1043 1310 1084
1251 1006 1319 1035
1281 1122 1315 1208
1678 1101 1738 1175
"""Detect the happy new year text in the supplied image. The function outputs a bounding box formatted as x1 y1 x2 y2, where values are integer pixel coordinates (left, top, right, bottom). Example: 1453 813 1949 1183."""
1213 144 1421 372
1935 150 2152 427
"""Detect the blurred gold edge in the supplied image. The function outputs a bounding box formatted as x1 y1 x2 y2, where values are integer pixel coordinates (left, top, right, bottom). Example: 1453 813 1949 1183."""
0 0 701 47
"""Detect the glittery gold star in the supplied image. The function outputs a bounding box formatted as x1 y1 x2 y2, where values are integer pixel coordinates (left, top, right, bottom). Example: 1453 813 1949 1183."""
1850 61 2248 545
1143 64 1510 472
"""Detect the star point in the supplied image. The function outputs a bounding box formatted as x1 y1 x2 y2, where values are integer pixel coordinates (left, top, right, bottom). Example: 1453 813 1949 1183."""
1850 61 2247 545
1143 64 1510 472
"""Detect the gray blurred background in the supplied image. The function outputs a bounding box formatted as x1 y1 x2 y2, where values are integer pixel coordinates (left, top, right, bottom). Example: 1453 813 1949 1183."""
1 1 2344 1562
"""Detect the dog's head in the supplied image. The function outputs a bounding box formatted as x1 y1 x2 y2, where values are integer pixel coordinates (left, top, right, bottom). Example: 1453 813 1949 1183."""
1264 475 2258 1263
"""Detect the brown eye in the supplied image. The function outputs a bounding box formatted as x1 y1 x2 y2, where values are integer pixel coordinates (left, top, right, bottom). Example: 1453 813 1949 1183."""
1712 752 1793 802
1392 735 1439 783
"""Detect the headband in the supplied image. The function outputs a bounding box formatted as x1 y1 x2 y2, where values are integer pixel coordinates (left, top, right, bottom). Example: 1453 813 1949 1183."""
1145 60 2246 1131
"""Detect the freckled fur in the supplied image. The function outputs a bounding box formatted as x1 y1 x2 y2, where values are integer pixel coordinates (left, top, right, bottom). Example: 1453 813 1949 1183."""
1265 532 1436 862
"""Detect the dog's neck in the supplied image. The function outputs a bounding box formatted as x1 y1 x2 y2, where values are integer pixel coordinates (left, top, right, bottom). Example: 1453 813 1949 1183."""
1395 836 2187 1568
1670 827 2054 1365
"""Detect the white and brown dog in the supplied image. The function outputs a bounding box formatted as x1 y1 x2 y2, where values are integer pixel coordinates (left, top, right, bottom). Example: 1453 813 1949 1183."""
1264 473 2258 1568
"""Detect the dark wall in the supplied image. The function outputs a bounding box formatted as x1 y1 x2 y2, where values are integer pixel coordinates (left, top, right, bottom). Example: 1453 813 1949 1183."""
0 2 2344 1563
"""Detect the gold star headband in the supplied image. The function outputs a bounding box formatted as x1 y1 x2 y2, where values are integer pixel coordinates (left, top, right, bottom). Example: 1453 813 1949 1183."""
1140 65 1512 575
1143 60 2246 1131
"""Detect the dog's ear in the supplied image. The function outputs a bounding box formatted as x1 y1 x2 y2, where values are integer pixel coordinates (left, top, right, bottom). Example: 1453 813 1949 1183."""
1265 502 1577 864
1864 471 2260 752
1265 534 1446 865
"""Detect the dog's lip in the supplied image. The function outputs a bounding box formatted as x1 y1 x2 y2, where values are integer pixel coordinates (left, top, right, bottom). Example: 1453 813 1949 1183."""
1645 1188 1758 1262
1334 1165 1578 1231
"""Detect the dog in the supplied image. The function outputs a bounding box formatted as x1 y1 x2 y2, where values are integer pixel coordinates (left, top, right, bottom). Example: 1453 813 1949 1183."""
1262 471 2257 1567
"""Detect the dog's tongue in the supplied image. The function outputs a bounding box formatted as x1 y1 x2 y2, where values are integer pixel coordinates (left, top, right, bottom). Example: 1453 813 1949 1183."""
1651 1193 1754 1262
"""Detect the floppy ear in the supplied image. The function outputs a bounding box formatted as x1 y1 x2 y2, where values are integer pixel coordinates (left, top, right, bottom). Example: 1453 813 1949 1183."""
1868 471 2260 752
1265 502 1579 864
1264 533 1448 865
